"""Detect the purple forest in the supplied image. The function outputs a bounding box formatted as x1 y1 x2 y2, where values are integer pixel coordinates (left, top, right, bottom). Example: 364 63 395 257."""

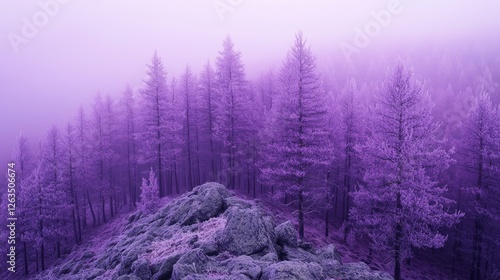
1 1 499 280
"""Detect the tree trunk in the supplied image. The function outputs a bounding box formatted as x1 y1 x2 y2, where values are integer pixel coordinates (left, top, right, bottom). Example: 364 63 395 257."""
452 187 462 276
470 218 483 280
40 243 45 271
484 242 490 280
23 241 28 275
69 157 81 243
82 188 88 228
174 162 180 194
343 148 352 240
394 192 403 280
246 163 251 195
128 141 133 205
86 190 96 227
471 142 484 280
57 241 61 258
325 209 329 237
195 125 201 187
298 183 305 240
101 194 106 224
132 137 137 206
109 195 114 218
253 149 257 198
333 166 340 222
72 209 78 244
167 170 172 195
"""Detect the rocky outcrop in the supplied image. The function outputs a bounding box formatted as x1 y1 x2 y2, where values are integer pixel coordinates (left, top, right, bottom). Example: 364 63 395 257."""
34 182 393 280
216 206 276 256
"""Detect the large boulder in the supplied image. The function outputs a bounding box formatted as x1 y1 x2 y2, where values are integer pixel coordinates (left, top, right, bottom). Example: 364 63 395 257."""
275 221 298 247
260 252 279 263
152 253 182 280
216 207 276 256
118 249 139 275
131 258 152 280
319 259 342 279
261 261 325 280
280 245 319 263
193 240 219 256
171 249 209 280
168 183 229 226
222 255 262 279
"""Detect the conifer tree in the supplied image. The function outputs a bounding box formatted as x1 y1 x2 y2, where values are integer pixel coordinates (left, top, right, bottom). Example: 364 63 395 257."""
180 65 199 191
261 31 331 240
351 60 462 280
214 35 253 189
138 168 160 214
199 61 219 180
119 85 138 207
137 51 178 196
459 91 500 280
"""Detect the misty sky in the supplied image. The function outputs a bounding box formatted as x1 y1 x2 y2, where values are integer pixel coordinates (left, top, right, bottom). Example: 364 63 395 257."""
1 0 500 166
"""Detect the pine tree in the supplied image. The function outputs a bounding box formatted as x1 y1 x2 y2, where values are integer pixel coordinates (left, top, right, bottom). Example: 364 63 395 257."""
339 78 365 239
19 127 71 271
180 65 199 191
119 85 138 207
351 60 463 280
322 86 342 238
18 162 44 271
459 90 499 280
244 85 264 197
199 60 219 181
257 69 278 110
75 106 96 228
214 35 253 190
63 123 82 244
41 125 71 259
138 168 160 214
88 94 119 221
260 31 331 240
91 94 110 224
103 95 119 217
168 76 183 194
137 51 174 197
13 134 33 182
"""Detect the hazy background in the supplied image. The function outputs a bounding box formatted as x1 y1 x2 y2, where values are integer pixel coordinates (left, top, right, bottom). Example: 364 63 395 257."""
1 0 500 168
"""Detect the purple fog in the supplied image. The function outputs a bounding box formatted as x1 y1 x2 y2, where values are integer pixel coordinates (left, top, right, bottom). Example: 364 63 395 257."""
1 1 500 280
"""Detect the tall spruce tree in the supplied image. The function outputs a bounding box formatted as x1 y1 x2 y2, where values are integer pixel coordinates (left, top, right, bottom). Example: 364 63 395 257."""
137 51 170 197
214 35 253 190
351 60 462 280
260 31 331 240
459 91 499 280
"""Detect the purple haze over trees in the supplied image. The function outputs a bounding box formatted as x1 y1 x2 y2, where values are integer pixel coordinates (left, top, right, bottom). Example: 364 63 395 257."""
1 30 500 280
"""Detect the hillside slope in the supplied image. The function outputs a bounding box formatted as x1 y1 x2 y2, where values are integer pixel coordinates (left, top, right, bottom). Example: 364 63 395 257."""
29 183 393 280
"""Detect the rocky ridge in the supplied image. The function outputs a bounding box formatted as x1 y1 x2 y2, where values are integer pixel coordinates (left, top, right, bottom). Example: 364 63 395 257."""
34 182 393 280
